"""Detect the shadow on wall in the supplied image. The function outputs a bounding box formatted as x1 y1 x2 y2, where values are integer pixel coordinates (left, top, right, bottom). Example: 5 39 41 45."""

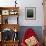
18 26 44 44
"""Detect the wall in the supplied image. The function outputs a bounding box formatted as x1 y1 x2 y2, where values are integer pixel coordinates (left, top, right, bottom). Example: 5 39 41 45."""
0 0 44 26
43 0 46 46
18 0 44 26
18 26 44 44
0 0 44 45
44 0 46 26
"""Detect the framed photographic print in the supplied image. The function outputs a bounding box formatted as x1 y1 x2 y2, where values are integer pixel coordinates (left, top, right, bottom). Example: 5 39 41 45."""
25 7 36 20
0 15 1 24
2 10 9 15
8 16 18 24
0 32 1 41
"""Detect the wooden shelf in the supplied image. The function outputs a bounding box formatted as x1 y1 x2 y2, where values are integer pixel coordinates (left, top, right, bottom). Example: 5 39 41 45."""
0 24 19 32
0 7 19 46
2 40 19 42
0 7 19 10
0 40 19 46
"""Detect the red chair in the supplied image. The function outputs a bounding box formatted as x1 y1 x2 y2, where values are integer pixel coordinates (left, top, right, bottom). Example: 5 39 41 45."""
21 28 41 46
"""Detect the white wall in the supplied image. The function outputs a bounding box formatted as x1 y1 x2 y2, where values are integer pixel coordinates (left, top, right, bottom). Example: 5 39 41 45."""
0 0 44 26
18 0 44 26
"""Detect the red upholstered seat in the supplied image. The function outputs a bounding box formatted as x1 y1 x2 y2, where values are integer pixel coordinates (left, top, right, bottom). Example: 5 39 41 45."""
21 28 41 46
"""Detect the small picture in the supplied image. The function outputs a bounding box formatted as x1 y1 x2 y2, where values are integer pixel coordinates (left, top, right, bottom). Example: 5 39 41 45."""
2 10 9 15
25 7 36 20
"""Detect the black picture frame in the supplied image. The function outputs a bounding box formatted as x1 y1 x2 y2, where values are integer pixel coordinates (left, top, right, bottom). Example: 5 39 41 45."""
25 7 36 20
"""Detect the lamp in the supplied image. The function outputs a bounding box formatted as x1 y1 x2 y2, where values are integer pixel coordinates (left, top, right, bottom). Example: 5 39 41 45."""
14 28 17 32
13 28 18 41
15 0 17 7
